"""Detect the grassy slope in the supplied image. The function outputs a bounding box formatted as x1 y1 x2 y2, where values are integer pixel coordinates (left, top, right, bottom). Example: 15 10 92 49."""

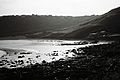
64 7 120 40
0 15 98 38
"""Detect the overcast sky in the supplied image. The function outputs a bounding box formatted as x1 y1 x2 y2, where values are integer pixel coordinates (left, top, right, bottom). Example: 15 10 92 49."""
0 0 120 16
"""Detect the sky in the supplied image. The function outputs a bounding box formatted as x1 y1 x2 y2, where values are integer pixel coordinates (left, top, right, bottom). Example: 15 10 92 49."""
0 0 120 16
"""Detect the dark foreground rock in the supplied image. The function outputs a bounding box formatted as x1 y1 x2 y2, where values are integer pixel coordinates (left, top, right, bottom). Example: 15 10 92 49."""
0 41 120 80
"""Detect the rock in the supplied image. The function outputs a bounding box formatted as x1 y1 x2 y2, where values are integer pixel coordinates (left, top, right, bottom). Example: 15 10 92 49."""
0 50 7 57
18 55 25 58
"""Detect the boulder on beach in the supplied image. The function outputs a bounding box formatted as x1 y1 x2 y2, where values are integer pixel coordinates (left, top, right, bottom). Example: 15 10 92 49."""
0 50 7 57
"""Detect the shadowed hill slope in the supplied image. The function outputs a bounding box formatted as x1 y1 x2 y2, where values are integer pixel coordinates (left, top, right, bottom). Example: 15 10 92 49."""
0 15 98 38
64 7 120 40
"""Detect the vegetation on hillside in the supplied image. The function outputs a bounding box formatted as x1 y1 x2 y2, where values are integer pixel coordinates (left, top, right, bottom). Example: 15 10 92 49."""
0 15 98 38
65 7 120 40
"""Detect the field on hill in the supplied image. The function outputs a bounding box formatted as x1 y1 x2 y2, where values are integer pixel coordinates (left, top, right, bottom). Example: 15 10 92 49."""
0 15 98 38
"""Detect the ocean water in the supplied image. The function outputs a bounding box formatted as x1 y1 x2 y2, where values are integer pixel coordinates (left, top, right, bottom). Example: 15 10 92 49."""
0 39 87 53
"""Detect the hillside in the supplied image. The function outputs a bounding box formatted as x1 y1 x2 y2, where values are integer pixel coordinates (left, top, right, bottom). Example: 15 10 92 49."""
64 7 120 40
0 7 120 40
0 15 98 38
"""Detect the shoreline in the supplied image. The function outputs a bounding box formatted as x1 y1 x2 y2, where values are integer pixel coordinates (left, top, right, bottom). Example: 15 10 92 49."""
0 41 119 80
0 40 110 69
